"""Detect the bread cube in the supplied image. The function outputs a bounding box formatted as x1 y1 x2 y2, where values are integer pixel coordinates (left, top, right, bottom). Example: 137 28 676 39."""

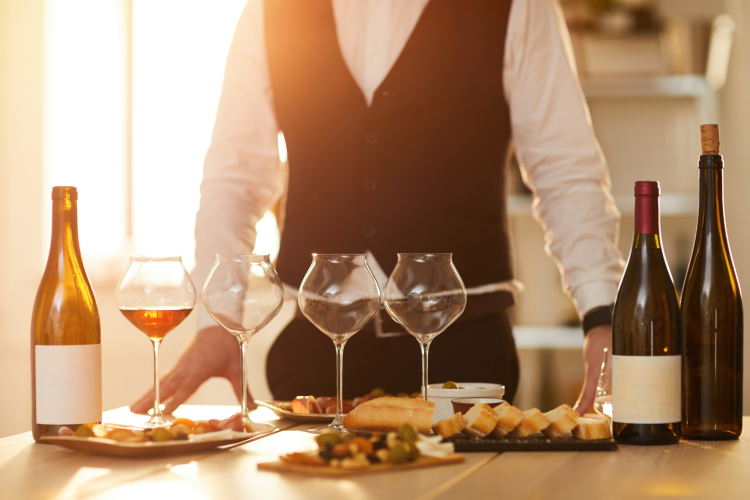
510 408 550 438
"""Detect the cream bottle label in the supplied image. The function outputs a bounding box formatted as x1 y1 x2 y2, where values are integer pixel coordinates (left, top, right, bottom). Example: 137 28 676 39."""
612 355 681 424
35 344 102 424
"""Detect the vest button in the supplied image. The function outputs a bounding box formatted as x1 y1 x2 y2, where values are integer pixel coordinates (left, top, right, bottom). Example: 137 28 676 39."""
361 225 376 238
365 132 378 145
363 179 378 192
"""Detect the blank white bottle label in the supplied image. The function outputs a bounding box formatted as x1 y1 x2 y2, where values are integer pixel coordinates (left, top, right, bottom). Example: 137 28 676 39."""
612 355 681 424
35 344 102 425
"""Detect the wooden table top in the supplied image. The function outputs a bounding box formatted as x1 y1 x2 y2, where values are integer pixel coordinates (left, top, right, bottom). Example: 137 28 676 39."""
1 407 748 500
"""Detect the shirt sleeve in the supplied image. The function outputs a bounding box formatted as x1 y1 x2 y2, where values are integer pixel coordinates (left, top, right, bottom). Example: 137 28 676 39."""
194 0 283 331
503 0 625 319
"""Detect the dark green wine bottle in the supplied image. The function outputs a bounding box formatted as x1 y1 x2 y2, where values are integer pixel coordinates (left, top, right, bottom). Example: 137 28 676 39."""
681 124 743 440
612 181 682 445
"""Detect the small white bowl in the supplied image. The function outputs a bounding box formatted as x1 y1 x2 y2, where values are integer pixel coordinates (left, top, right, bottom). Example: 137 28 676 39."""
426 383 505 423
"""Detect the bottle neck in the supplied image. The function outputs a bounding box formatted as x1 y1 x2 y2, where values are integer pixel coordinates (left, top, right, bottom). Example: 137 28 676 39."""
49 198 82 258
634 194 660 235
698 156 726 236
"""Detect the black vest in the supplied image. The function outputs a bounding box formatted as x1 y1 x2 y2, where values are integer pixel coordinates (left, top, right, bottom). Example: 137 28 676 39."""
266 0 515 316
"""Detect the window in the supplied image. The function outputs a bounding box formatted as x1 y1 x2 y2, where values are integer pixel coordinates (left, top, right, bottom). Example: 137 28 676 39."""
44 0 128 265
44 0 279 279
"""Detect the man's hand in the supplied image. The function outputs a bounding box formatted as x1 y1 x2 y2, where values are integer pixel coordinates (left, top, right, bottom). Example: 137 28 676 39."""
573 324 611 416
130 326 256 415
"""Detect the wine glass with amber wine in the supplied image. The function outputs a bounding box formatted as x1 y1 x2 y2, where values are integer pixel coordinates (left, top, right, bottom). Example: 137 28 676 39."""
203 254 284 429
117 256 196 427
383 253 467 401
298 254 381 432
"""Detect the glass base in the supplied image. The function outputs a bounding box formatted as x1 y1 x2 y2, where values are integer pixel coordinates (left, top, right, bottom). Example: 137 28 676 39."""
307 419 347 434
240 411 276 434
245 421 276 434
140 415 172 428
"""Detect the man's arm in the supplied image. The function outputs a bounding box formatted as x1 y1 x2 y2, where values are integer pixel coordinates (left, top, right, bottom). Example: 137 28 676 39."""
131 0 282 414
503 0 624 414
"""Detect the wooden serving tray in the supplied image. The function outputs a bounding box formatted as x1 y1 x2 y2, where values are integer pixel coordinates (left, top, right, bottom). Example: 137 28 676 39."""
443 434 617 452
258 454 465 476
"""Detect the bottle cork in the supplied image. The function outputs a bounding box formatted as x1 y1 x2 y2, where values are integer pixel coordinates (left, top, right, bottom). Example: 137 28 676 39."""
700 124 720 155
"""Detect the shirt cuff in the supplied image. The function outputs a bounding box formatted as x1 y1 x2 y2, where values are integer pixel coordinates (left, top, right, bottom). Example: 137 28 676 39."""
572 281 619 320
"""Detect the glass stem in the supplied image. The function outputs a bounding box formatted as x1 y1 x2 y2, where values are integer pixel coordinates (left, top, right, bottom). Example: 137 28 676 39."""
420 340 431 400
239 338 250 422
334 340 346 426
152 339 163 420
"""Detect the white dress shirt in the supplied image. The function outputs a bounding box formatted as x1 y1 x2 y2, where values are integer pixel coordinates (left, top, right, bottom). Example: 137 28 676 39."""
194 0 625 332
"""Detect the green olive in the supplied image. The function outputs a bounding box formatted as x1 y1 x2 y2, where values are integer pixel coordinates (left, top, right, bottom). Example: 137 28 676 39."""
150 427 172 442
402 442 420 461
370 387 387 397
390 443 409 464
410 392 422 399
397 423 418 443
315 432 343 448
74 425 94 438
442 381 459 389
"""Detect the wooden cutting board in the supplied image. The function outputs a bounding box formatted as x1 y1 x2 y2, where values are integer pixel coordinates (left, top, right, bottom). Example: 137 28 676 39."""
258 454 465 476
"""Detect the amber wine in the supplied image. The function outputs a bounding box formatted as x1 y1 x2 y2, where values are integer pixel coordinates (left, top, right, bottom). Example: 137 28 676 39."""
120 308 193 340
31 187 101 442
612 181 681 445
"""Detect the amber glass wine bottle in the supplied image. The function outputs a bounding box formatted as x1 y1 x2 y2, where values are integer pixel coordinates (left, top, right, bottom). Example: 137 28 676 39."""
681 125 743 440
612 181 682 445
31 187 101 442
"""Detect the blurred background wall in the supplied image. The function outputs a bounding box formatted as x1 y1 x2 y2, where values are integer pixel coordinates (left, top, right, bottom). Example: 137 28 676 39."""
1 0 749 438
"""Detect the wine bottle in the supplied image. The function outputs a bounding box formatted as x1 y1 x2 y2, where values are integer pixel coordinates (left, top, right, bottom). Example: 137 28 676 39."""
681 124 743 440
31 186 102 442
612 181 682 445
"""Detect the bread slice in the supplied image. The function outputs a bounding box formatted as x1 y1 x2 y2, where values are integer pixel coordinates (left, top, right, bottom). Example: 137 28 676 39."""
572 417 611 440
491 402 524 437
542 404 581 438
511 408 550 437
342 397 435 435
462 403 497 438
432 412 466 438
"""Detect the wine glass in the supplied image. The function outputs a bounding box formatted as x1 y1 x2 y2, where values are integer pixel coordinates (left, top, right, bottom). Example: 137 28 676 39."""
594 347 613 421
117 256 196 427
383 253 467 401
202 254 284 429
298 254 381 432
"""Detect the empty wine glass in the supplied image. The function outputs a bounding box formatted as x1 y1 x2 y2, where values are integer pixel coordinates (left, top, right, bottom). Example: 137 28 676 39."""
383 253 467 401
202 254 284 429
117 256 196 427
594 347 613 421
298 254 381 432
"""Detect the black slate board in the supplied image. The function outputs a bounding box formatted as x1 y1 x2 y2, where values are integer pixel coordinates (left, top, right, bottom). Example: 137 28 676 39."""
443 433 618 452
